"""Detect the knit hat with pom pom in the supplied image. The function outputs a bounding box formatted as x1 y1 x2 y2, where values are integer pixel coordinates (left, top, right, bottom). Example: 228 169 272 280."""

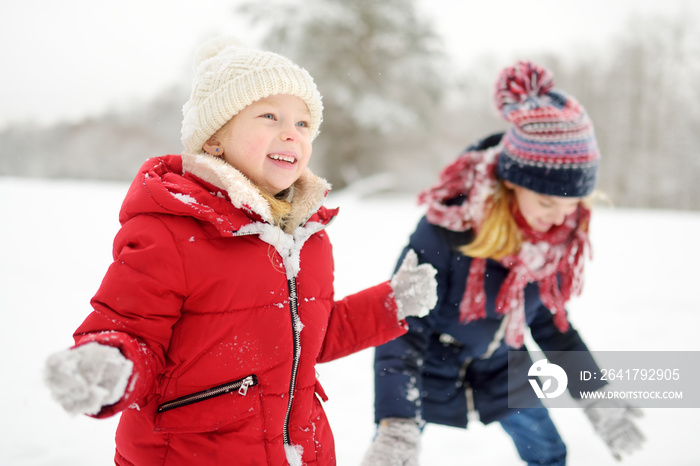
494 61 600 197
181 37 323 155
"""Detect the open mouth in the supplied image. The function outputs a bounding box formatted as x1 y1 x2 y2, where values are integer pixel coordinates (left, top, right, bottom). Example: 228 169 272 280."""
269 153 296 164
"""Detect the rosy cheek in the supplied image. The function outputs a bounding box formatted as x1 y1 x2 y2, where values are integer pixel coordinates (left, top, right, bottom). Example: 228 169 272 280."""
526 213 545 229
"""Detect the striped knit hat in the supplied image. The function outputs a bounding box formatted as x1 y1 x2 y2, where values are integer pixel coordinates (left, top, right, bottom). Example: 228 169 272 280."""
494 61 599 197
181 37 323 155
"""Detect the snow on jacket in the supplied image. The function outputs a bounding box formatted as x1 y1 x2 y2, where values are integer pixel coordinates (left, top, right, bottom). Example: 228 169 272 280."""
372 138 605 429
73 153 408 465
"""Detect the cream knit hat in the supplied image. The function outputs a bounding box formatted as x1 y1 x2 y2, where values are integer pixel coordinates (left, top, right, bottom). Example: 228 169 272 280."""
181 37 323 155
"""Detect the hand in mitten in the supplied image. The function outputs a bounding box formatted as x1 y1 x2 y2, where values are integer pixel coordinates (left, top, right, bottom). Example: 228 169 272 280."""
44 342 133 416
582 389 645 461
361 418 421 466
390 249 437 321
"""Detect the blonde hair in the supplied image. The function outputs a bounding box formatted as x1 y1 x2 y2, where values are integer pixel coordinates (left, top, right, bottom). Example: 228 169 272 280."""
260 190 293 229
459 181 521 260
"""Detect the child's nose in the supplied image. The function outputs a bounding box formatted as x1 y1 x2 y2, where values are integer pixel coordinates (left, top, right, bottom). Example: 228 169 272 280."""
280 123 300 141
551 209 567 226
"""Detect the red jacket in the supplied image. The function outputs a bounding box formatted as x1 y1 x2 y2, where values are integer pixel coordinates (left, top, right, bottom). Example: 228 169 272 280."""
73 154 407 465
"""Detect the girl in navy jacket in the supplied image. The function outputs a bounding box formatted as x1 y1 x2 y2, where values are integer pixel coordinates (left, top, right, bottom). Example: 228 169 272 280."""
362 62 644 466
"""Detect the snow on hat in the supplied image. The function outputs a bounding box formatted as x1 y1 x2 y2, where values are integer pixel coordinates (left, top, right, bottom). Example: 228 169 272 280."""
494 61 600 197
181 37 323 155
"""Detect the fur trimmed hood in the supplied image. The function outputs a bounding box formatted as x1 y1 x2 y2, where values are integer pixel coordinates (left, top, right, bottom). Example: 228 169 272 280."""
119 153 335 236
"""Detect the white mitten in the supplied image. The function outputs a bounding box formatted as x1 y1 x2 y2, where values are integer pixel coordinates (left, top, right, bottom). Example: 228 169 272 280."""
390 249 437 321
581 388 645 461
44 342 133 415
361 418 421 466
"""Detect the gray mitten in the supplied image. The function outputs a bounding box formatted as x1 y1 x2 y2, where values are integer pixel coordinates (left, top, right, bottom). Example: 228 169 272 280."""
361 418 421 466
390 249 438 321
44 342 133 415
582 389 645 461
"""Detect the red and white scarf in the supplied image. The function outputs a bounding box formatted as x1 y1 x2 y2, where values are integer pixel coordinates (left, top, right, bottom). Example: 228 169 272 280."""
418 143 591 348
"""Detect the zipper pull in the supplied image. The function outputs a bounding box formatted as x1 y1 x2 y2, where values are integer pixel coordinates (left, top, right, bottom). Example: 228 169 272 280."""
238 376 253 396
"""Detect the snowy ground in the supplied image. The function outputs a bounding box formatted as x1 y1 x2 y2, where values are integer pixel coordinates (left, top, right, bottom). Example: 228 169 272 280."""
1 176 698 465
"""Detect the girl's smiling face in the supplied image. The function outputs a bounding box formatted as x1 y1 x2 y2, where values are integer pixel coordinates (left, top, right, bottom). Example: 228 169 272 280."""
506 181 582 232
204 94 313 196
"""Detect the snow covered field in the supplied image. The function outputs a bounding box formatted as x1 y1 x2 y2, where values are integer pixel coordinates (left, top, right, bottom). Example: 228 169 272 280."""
1 176 698 465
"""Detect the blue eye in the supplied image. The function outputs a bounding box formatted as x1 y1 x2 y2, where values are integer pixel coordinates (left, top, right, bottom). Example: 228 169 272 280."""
296 121 308 128
262 113 275 120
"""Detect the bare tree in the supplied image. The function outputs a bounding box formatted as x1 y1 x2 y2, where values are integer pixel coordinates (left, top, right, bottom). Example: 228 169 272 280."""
2 7 698 210
238 0 449 190
572 13 700 209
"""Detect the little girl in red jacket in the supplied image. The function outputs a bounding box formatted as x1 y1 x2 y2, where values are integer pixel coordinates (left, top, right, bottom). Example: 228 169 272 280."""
44 37 437 466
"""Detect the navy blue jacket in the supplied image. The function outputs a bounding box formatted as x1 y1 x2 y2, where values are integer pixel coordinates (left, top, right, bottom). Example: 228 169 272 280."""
373 137 604 427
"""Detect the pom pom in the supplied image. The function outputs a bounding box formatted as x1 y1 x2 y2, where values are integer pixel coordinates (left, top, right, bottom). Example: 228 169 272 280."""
494 61 555 112
191 36 243 71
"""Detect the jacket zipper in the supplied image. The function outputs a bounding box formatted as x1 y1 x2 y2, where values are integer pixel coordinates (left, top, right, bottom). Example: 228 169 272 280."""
459 357 479 421
157 375 258 413
283 277 302 446
228 221 334 446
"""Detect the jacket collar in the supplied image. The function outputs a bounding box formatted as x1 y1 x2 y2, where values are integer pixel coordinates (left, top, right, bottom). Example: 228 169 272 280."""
181 152 332 232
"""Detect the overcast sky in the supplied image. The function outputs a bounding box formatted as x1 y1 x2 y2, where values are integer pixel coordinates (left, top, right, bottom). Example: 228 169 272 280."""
1 0 698 130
